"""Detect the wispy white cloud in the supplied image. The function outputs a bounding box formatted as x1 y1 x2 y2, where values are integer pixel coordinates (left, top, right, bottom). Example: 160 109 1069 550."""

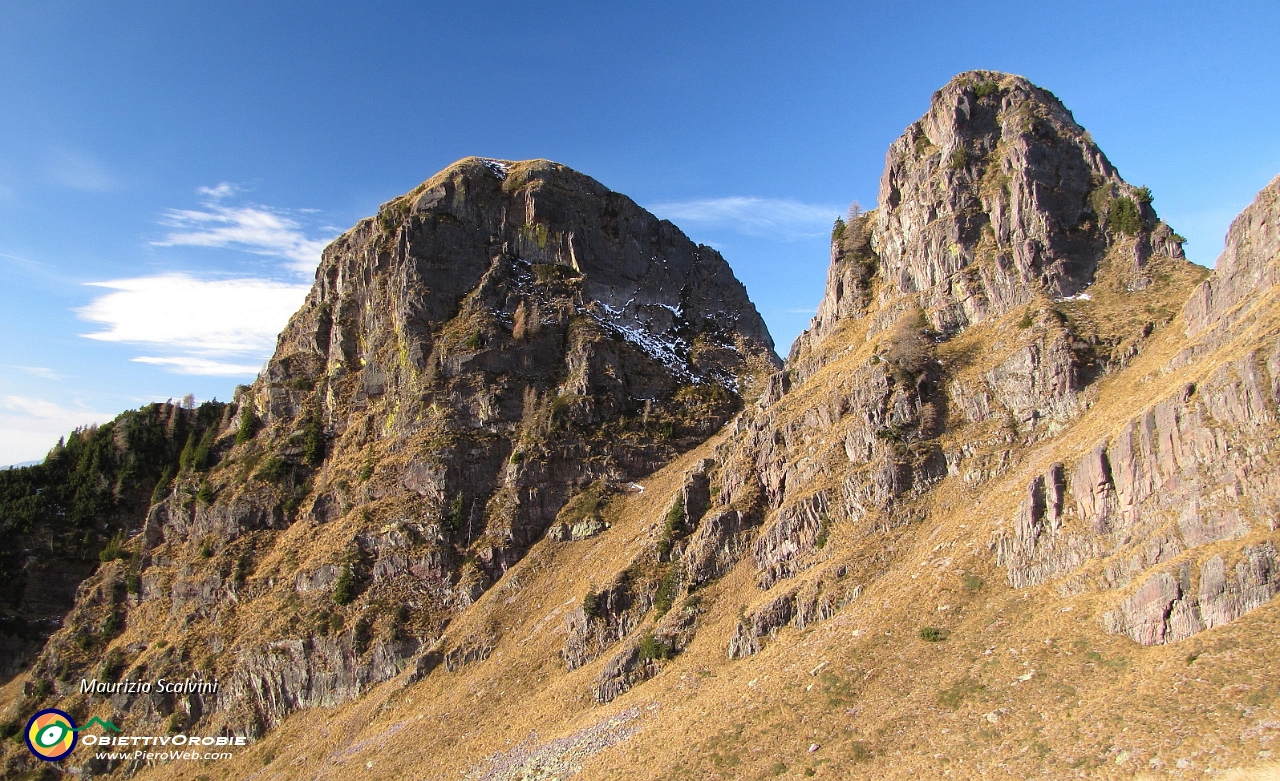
197 182 240 200
153 186 336 273
14 365 67 380
49 150 116 192
131 356 266 376
0 395 117 466
73 185 331 378
77 274 310 376
649 197 843 241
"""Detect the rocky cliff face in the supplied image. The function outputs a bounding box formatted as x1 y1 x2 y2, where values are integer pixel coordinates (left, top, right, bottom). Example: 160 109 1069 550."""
488 71 1236 703
9 158 778 750
742 73 1204 616
251 156 776 569
676 72 1272 665
1002 175 1280 645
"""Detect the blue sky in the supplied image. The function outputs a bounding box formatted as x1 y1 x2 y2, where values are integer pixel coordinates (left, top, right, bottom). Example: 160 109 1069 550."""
2 1 1278 465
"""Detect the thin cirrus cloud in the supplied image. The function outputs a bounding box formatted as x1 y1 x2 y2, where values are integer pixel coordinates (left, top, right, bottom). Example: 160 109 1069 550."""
648 196 843 241
77 274 311 377
0 395 116 467
48 149 117 192
73 185 334 378
152 182 336 273
131 356 268 376
15 366 67 380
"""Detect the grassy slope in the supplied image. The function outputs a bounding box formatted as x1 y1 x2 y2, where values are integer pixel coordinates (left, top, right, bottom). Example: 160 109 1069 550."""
121 266 1280 780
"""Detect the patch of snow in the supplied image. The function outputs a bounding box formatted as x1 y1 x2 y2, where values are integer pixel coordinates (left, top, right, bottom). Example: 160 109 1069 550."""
478 159 510 180
607 319 690 376
1055 292 1092 302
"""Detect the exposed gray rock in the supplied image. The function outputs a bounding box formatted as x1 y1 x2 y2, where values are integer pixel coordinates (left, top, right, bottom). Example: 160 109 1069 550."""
219 634 420 730
683 509 752 587
592 605 698 704
1100 544 1280 645
871 71 1183 336
728 588 797 659
728 567 860 658
993 173 1280 643
443 634 496 672
753 491 831 590
999 352 1280 605
562 572 650 672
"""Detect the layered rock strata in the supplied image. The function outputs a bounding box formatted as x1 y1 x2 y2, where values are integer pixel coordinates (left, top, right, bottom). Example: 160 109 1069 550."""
1002 175 1280 643
19 158 779 739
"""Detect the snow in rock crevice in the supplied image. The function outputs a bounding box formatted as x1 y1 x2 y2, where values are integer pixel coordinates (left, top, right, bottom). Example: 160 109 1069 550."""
479 159 510 180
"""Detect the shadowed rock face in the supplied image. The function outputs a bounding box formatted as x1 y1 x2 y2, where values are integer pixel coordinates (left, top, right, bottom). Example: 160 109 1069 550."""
17 157 780 742
254 157 778 563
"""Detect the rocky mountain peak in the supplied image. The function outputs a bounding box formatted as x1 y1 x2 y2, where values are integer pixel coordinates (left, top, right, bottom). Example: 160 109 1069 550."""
11 157 781 736
875 70 1187 332
250 156 780 565
804 72 1187 353
265 156 775 407
7 77 1280 781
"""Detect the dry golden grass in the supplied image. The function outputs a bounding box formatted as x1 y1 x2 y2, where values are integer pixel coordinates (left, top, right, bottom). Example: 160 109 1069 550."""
9 245 1279 780
114 312 1280 780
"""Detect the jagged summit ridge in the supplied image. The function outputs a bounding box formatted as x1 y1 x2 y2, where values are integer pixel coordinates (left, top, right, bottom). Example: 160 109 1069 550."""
804 71 1187 352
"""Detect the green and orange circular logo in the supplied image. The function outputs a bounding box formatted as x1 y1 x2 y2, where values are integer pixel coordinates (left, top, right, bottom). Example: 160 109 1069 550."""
25 709 77 761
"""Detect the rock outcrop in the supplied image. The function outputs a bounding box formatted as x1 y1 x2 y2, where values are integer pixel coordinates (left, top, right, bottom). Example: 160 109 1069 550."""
721 72 1200 619
808 71 1185 347
688 72 1273 658
14 158 779 743
256 156 777 569
997 176 1280 643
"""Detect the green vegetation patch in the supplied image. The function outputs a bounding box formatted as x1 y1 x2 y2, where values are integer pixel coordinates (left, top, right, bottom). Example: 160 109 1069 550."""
637 631 674 662
974 80 999 98
556 481 609 528
919 626 951 642
1109 196 1142 235
653 561 682 617
332 564 357 606
937 677 985 709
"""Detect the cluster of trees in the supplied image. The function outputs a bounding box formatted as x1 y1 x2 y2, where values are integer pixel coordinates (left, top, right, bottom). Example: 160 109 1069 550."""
0 399 229 612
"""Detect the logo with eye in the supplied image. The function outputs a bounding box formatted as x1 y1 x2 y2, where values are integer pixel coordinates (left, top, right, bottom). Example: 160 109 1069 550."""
25 709 78 761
